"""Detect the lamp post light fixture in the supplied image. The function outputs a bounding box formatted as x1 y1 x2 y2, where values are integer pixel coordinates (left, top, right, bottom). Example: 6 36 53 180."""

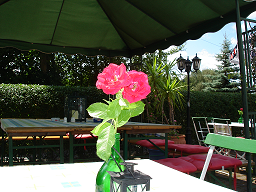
177 53 201 144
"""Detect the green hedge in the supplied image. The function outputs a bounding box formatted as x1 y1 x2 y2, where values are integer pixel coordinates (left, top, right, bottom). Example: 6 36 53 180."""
0 83 107 119
174 91 256 143
1 84 256 144
1 84 256 122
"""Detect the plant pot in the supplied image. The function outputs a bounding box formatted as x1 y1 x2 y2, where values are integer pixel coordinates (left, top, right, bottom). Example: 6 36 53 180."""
169 134 186 144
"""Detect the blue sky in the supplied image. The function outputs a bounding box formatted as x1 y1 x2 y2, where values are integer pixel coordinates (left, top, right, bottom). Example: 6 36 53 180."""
168 11 256 71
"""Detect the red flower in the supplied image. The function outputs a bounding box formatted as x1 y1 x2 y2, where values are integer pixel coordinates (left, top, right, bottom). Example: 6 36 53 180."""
240 108 243 111
122 71 151 103
96 63 130 95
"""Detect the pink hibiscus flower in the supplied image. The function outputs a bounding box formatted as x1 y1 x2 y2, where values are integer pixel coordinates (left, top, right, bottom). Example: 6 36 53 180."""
96 63 130 95
122 70 151 103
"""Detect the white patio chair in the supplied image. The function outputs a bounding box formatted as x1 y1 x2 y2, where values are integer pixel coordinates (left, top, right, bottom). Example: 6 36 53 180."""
192 117 214 146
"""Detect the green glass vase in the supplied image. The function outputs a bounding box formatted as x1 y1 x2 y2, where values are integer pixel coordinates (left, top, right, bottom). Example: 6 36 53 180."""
95 133 123 192
238 115 244 123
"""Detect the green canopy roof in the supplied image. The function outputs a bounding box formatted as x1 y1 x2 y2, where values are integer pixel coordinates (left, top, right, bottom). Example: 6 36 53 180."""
0 0 256 57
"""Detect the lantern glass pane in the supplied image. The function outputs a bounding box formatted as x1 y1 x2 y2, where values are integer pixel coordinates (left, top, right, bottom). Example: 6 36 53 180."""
177 55 185 71
192 54 201 71
65 96 87 122
193 60 201 70
178 60 185 71
110 181 148 192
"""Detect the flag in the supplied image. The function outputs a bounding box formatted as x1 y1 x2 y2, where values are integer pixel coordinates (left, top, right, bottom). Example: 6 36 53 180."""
229 45 237 60
230 45 239 64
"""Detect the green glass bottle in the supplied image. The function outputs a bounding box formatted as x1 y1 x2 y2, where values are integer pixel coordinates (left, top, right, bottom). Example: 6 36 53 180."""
95 133 123 192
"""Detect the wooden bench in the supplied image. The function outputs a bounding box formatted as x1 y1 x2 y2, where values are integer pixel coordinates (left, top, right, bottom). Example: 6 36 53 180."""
0 135 69 140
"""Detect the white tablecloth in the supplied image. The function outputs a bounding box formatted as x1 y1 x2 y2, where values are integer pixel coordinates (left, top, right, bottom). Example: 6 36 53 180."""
0 159 234 191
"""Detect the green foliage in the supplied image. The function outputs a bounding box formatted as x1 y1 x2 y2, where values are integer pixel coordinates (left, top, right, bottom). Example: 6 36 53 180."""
87 90 145 161
0 47 129 87
0 48 63 85
203 34 240 92
1 83 256 145
144 49 186 125
174 90 256 143
0 84 107 118
189 69 217 91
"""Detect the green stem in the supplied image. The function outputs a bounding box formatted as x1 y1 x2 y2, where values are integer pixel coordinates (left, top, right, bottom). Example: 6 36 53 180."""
114 118 118 132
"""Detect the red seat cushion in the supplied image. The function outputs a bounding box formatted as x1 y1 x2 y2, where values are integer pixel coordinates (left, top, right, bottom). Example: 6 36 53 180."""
74 134 97 139
135 139 174 148
179 154 242 171
167 144 209 154
154 158 197 173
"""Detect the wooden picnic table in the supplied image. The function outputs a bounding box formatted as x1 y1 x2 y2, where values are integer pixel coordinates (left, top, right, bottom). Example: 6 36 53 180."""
1 118 181 165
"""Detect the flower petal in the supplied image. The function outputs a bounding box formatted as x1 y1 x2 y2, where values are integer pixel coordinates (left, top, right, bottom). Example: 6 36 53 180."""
96 63 130 94
122 71 151 103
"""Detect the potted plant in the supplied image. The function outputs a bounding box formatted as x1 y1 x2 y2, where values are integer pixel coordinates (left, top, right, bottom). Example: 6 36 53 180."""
168 129 186 144
87 63 151 192
238 108 244 123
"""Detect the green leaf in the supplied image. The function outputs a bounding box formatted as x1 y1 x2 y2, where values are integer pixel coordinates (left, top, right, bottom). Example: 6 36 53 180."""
91 120 110 135
119 97 129 107
129 101 145 117
96 122 115 161
116 109 131 127
126 100 145 109
87 102 108 118
107 99 121 119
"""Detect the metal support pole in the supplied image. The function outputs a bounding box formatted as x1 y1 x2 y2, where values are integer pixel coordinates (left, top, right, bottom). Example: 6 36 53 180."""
123 131 128 160
186 71 192 144
60 135 64 164
235 0 251 191
39 136 42 163
9 136 13 166
33 136 36 162
165 133 168 158
1 130 5 166
69 133 74 163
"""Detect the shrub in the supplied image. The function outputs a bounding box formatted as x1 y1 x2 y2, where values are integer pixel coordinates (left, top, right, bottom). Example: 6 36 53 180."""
0 84 107 118
1 84 255 144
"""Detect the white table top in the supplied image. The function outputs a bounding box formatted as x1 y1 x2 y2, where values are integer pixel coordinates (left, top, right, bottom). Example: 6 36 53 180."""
208 122 244 127
0 159 234 191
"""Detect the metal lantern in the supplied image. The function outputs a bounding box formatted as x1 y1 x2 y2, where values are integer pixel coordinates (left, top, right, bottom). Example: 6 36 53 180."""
192 53 201 71
108 162 152 192
185 56 192 73
177 54 185 71
65 95 87 122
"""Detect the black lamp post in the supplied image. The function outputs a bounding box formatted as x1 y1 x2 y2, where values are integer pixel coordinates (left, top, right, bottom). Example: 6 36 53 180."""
177 53 201 144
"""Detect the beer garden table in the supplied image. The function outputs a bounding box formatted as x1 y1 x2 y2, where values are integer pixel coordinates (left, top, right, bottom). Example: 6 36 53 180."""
0 159 235 191
0 118 181 166
208 122 248 136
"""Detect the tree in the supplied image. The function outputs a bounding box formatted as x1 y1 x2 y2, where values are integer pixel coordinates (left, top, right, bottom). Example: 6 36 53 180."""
0 47 129 86
52 53 130 87
144 48 186 125
203 34 240 92
0 47 63 85
187 69 218 91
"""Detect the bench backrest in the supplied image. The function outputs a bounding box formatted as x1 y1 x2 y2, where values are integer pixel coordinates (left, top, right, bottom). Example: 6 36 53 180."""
204 133 256 154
